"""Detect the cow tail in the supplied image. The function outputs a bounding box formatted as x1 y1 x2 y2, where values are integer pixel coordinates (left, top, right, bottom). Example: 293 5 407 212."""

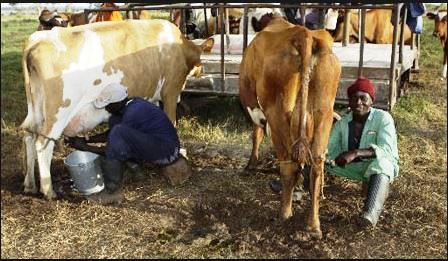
291 29 314 167
20 45 35 132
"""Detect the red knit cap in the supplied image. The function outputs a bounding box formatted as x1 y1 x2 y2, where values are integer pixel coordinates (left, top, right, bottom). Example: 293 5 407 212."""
347 77 376 102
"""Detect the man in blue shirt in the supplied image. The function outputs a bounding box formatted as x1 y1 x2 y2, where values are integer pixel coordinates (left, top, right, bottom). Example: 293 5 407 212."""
66 83 192 205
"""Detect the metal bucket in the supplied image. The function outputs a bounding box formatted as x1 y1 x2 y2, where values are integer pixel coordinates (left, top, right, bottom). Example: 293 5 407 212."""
64 150 105 195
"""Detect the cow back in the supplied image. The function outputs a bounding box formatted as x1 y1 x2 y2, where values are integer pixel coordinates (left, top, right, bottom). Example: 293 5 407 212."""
22 19 203 136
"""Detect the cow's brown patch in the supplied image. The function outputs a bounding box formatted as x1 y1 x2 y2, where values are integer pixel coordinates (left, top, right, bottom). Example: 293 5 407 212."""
93 79 102 86
61 99 71 108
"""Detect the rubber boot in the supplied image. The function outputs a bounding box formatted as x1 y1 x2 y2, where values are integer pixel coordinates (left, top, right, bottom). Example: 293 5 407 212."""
87 159 124 205
358 174 390 228
126 160 145 182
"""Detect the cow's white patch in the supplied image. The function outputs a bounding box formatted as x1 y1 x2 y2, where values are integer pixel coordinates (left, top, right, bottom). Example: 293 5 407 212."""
35 139 56 198
148 77 165 105
50 29 125 139
247 107 266 127
443 63 447 79
438 11 447 20
23 135 37 193
158 22 176 52
28 28 67 52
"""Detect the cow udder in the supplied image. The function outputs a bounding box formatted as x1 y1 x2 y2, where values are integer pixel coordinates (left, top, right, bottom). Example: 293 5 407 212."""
63 103 111 137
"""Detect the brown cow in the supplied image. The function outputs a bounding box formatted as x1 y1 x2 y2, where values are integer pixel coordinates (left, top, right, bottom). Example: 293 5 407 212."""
95 2 123 22
125 9 152 20
239 16 341 239
427 10 447 79
332 9 412 44
60 11 97 26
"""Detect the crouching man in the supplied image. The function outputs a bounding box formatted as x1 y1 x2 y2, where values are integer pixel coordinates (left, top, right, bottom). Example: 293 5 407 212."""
66 83 192 205
325 77 399 227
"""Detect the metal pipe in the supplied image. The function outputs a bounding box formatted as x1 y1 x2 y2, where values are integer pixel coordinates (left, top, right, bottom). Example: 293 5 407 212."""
399 5 407 64
203 3 208 37
225 7 230 54
83 3 395 12
414 33 421 70
180 8 186 36
318 8 325 29
300 6 306 26
84 9 92 24
243 6 249 52
388 3 402 110
219 7 225 92
343 9 351 46
358 8 366 77
358 9 362 42
215 5 219 35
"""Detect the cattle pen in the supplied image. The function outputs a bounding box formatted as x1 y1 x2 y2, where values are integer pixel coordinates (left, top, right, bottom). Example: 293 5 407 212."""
83 3 421 110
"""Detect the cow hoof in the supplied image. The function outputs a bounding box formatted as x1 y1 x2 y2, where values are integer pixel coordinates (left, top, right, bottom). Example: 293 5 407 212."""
24 186 38 194
280 212 293 221
241 166 255 176
305 226 323 240
43 190 58 200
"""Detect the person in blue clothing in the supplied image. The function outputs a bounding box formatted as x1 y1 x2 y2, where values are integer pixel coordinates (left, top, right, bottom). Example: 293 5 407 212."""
66 83 192 205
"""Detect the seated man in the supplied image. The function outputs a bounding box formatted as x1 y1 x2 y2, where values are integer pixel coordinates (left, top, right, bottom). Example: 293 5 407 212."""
270 77 399 228
66 83 192 205
325 77 399 227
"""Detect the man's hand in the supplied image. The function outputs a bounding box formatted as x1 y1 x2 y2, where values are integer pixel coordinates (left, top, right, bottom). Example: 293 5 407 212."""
334 150 358 167
65 136 89 151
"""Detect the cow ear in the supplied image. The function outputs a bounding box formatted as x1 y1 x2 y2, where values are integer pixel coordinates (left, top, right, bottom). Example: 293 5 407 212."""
426 12 436 19
200 37 215 53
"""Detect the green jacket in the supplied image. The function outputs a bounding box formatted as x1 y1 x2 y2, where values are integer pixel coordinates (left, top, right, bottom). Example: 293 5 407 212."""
326 107 399 181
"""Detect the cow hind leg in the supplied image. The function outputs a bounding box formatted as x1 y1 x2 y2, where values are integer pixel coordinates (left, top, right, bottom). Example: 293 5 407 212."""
36 138 57 199
245 124 264 171
279 162 299 220
306 110 335 239
306 158 324 239
162 94 179 126
23 133 38 194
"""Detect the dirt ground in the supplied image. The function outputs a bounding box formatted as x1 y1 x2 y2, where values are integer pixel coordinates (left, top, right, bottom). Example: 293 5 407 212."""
1 85 447 258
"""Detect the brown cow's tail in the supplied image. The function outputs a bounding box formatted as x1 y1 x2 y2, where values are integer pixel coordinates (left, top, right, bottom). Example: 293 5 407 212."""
290 27 314 167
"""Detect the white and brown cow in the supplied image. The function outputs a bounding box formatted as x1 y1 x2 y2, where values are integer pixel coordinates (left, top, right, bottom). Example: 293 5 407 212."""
427 9 447 79
239 16 341 239
37 9 69 31
21 19 213 199
38 10 97 30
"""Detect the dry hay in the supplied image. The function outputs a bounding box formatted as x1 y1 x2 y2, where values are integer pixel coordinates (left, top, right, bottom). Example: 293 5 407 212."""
1 69 446 260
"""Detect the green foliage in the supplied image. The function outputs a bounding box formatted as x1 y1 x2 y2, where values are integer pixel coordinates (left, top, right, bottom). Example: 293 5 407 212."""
1 16 36 126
